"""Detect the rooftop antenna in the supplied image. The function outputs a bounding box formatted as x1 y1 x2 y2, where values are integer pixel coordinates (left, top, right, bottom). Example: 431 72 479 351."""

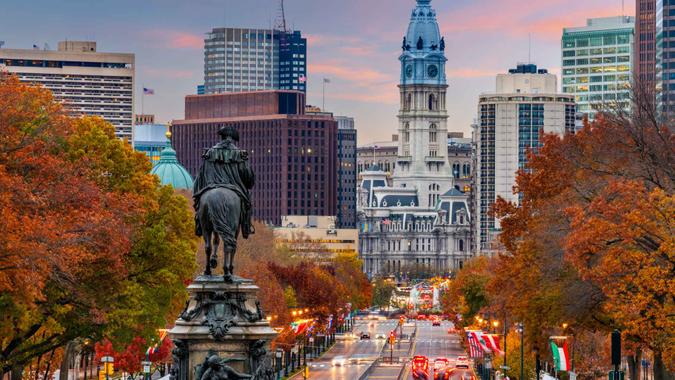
275 0 288 32
0 41 5 49
528 33 532 64
621 0 625 17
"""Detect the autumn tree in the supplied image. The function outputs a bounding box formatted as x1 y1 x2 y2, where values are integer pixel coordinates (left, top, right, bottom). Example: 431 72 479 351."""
490 91 674 379
0 75 197 377
372 278 396 310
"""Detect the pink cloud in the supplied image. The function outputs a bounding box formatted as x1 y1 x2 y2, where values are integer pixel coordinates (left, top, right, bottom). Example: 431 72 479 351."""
448 68 500 79
310 62 393 84
141 29 203 50
439 0 635 41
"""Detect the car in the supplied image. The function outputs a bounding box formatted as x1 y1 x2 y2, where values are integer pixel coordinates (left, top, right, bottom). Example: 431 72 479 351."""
360 332 371 340
416 315 427 320
375 333 386 339
455 355 470 369
332 355 347 366
411 356 430 380
433 358 450 370
432 318 441 326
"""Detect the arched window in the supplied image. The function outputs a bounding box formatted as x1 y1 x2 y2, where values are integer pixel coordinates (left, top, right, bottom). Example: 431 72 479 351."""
405 93 412 110
452 162 460 178
459 239 464 252
429 123 437 143
428 94 437 110
403 122 410 143
462 163 471 177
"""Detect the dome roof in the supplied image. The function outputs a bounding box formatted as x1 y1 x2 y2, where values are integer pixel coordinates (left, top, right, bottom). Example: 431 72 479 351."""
151 146 194 190
405 0 441 53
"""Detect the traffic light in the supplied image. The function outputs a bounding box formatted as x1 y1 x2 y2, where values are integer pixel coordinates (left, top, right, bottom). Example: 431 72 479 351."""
611 330 621 366
389 331 396 345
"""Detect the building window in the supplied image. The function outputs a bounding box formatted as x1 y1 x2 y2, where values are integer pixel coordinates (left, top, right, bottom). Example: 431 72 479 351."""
429 123 437 143
428 94 437 110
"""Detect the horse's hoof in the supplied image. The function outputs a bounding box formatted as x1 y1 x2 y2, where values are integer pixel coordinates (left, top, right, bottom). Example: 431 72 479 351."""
223 274 234 283
204 270 212 276
210 258 218 268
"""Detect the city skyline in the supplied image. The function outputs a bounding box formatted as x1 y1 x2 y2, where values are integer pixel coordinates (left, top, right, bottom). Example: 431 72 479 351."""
0 0 634 143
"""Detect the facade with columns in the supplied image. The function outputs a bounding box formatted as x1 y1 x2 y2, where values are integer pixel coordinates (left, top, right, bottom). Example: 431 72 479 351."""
357 0 472 279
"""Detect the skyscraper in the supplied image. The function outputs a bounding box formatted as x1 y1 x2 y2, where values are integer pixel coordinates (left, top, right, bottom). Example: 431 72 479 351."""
636 0 657 90
357 0 471 278
203 28 306 95
171 90 336 226
0 41 135 139
475 64 576 254
336 116 357 228
562 17 634 120
656 0 675 117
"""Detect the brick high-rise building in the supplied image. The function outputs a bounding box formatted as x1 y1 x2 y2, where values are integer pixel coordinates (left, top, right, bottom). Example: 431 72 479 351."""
171 91 337 225
635 0 657 89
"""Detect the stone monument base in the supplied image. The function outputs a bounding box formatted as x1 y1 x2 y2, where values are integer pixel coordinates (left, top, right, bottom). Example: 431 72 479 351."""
169 276 277 380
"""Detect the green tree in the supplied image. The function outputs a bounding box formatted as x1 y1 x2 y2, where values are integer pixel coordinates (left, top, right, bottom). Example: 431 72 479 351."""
372 278 395 310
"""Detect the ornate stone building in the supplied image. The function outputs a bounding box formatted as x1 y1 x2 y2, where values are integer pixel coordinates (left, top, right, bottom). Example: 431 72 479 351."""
357 0 472 279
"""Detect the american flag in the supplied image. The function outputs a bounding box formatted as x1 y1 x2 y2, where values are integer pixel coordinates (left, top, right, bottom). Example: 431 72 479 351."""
382 219 391 225
143 87 155 95
484 334 504 355
466 331 483 358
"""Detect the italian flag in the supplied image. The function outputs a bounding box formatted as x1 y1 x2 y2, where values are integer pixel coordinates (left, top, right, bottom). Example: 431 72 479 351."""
550 339 571 371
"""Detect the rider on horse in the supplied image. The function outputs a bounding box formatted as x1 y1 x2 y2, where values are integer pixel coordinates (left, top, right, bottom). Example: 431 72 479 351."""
193 126 255 240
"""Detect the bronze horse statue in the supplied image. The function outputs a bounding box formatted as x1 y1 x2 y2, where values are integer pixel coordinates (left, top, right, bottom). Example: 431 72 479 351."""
193 127 254 282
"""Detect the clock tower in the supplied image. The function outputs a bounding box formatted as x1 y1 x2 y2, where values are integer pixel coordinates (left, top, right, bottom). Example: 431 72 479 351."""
393 0 453 208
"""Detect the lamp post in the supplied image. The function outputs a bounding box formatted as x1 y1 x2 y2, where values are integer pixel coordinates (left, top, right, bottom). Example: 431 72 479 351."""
515 323 524 380
275 349 283 380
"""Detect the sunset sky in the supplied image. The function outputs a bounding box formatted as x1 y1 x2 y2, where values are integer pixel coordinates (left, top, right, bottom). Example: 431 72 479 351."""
1 0 634 143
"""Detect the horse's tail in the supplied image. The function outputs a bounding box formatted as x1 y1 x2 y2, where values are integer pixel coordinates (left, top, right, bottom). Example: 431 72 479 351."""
204 193 238 251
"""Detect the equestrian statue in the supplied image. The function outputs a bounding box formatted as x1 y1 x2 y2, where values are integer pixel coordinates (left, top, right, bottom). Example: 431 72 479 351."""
193 126 255 282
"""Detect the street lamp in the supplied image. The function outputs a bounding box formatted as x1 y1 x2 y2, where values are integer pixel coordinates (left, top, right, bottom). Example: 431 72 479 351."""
515 323 524 380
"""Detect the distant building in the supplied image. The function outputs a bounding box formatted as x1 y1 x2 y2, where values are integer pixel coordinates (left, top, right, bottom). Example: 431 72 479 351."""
150 141 194 190
357 133 471 192
475 63 576 254
133 123 169 164
278 31 307 93
0 41 134 139
656 0 675 117
336 116 357 228
197 84 205 95
562 17 634 120
274 215 358 260
203 28 306 94
171 90 337 225
635 0 657 92
135 114 155 125
357 0 472 279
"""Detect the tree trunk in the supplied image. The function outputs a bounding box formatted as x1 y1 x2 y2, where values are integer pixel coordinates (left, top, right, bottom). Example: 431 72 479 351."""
10 365 23 380
628 349 642 380
59 341 76 380
653 351 674 380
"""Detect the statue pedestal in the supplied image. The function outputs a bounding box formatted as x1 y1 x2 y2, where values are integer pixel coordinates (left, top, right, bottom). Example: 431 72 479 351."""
169 276 277 380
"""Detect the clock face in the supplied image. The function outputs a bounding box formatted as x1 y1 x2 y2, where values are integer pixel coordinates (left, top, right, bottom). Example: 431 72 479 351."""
405 65 413 78
427 65 439 78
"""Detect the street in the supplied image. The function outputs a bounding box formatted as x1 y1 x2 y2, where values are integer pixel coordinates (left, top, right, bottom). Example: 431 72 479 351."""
295 319 398 380
406 320 471 380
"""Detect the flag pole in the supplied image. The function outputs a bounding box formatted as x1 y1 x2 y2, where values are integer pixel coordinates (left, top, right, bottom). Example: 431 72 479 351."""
322 79 326 111
141 84 145 116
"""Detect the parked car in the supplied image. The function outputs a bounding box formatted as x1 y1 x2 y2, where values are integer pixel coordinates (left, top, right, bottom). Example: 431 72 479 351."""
360 332 371 340
432 317 441 326
375 333 386 339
